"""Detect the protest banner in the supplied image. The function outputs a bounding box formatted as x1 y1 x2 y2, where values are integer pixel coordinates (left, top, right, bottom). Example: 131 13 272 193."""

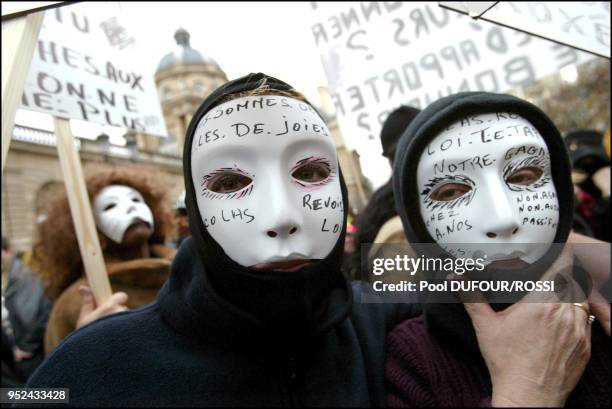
22 2 166 135
3 2 168 303
309 2 601 187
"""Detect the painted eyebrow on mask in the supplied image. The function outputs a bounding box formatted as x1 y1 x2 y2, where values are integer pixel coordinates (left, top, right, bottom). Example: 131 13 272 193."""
200 166 254 200
420 174 477 211
503 155 551 192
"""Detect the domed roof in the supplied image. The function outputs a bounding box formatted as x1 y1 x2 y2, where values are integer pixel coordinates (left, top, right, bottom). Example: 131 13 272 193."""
156 27 220 73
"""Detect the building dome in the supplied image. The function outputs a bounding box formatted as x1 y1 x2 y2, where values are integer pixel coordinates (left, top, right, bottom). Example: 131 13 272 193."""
155 27 220 73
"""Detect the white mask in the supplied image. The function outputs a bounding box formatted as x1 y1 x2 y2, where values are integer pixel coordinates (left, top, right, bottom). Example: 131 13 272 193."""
416 112 559 264
93 185 154 244
190 95 344 267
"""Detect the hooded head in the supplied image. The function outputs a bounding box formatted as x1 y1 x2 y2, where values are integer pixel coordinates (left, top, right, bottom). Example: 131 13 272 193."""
394 92 573 271
564 129 610 198
380 105 421 164
393 91 574 352
182 73 350 334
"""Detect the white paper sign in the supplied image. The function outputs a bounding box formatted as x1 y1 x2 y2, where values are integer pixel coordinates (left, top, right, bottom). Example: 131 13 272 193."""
308 1 599 188
441 2 611 58
20 2 167 136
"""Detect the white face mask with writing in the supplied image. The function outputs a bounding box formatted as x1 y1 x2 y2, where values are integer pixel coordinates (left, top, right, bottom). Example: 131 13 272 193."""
416 112 559 265
93 184 154 244
190 95 344 267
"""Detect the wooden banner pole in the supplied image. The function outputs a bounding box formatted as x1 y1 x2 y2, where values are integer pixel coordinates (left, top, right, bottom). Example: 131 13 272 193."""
54 117 112 303
1 11 44 175
2 6 112 304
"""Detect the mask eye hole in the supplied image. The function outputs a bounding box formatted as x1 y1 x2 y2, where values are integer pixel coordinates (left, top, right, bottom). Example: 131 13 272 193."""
506 166 543 186
292 161 331 183
131 197 141 203
104 203 117 211
207 172 252 193
430 183 472 202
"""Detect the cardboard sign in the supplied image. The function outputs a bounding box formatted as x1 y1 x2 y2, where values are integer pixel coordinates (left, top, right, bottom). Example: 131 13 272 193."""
21 2 167 136
309 1 599 187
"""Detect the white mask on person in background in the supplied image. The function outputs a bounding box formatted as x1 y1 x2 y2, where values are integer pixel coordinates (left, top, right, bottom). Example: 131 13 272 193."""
416 112 559 265
93 185 154 244
190 95 344 267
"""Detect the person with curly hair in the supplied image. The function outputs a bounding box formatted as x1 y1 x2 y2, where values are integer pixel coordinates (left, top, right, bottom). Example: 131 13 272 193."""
34 163 176 354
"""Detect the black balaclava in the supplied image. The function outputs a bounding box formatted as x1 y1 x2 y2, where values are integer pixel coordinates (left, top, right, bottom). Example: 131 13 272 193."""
181 73 351 346
393 92 574 355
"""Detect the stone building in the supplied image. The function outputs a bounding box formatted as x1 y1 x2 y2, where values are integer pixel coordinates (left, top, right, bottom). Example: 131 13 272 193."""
2 27 371 253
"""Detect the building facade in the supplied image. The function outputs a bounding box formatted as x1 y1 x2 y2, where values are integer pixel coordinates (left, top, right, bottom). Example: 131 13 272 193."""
2 126 184 252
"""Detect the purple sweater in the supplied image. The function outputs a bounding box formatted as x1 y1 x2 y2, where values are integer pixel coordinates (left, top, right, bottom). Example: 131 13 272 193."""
386 316 610 408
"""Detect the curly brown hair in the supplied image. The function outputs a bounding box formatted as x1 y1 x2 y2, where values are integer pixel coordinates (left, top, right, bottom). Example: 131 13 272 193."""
34 163 173 300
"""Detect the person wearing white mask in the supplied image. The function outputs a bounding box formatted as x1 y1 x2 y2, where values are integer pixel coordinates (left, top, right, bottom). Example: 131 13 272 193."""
34 164 175 354
22 76 607 407
22 73 418 406
386 92 610 407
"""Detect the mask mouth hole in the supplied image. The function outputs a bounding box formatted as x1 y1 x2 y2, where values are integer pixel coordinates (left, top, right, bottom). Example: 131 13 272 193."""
129 219 152 229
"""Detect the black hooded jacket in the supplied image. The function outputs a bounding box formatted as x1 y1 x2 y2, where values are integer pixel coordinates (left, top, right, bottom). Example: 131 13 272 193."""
21 73 420 407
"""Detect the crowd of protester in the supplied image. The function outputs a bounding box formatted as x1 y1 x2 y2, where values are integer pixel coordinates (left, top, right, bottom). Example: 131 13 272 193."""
1 72 610 407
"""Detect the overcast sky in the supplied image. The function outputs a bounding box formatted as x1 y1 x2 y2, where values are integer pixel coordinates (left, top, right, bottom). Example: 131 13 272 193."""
14 1 330 144
118 1 328 102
